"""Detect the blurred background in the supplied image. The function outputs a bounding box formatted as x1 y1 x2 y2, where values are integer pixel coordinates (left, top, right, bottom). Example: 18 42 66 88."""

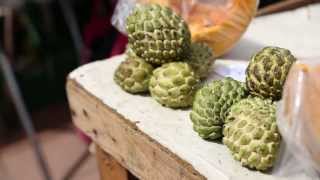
0 0 315 180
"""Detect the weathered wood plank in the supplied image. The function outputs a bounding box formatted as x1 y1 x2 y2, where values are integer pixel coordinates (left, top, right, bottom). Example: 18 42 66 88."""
67 77 205 180
95 144 129 180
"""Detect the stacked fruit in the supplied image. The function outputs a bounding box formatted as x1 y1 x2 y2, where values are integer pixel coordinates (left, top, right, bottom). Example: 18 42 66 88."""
113 3 297 173
114 4 214 108
190 46 296 171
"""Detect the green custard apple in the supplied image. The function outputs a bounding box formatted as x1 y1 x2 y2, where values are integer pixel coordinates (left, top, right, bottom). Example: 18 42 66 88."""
190 77 247 140
114 56 154 94
246 46 296 100
223 97 281 171
149 62 199 108
186 42 214 79
126 4 191 65
125 46 139 59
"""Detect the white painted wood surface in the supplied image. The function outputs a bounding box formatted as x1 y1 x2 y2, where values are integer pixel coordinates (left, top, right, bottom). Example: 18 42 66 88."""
224 3 320 61
69 55 309 180
69 4 320 180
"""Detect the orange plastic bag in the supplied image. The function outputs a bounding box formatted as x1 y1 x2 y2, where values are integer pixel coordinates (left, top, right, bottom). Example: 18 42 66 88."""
112 0 258 57
275 59 320 178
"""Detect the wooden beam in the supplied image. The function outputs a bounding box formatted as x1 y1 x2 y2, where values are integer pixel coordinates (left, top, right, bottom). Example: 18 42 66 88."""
257 0 320 16
66 79 205 180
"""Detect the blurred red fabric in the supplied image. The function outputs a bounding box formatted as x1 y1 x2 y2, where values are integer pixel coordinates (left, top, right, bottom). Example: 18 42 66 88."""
83 0 127 60
110 33 128 56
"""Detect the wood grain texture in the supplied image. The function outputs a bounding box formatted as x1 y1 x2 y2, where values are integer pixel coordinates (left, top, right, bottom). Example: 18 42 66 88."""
67 78 205 180
95 144 129 180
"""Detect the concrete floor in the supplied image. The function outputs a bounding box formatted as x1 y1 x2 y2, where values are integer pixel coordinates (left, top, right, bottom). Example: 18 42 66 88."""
0 129 99 180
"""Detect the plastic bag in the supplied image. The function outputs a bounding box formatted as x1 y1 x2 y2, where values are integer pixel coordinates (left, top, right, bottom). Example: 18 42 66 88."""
275 59 320 179
112 0 136 34
112 0 258 57
112 0 231 33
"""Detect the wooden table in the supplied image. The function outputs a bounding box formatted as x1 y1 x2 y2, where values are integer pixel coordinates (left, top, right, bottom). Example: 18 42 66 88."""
66 5 319 180
66 55 311 180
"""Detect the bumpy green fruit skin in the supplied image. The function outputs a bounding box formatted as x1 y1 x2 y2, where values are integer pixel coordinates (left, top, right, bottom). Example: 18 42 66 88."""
246 46 296 100
125 46 139 59
114 56 154 93
149 62 199 108
126 4 191 65
190 77 247 140
223 97 281 171
186 43 214 79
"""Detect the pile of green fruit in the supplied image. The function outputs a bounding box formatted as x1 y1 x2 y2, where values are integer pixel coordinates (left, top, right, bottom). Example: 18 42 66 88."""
190 46 296 171
113 3 298 173
114 4 214 108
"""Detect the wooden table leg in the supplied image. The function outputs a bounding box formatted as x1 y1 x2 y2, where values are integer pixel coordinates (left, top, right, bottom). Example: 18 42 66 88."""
95 144 129 180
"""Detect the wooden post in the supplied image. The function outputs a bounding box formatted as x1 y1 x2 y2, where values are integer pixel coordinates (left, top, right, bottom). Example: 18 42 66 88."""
95 144 129 180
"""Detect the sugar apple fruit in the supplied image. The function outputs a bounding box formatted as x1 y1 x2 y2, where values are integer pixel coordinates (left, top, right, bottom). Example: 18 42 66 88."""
186 43 214 79
190 77 247 140
126 4 191 65
149 62 200 108
223 97 281 171
125 46 139 59
246 46 296 100
114 57 154 93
